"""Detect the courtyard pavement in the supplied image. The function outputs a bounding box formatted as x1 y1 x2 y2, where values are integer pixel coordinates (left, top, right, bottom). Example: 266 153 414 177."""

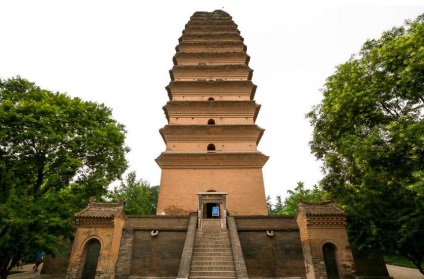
6 263 423 278
8 264 42 279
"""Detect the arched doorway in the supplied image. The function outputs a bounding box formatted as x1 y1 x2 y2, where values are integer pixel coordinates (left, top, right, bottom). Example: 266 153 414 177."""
81 239 101 279
323 243 340 279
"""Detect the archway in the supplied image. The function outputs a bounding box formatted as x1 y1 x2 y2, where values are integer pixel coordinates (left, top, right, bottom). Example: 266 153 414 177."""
207 119 215 125
207 144 216 151
81 239 101 279
323 243 340 279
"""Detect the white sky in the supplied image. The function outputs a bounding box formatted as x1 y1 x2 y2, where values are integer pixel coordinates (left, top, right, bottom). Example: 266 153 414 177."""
1 0 423 202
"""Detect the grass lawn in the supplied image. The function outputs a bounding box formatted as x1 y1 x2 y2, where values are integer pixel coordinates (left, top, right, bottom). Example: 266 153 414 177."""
384 254 416 269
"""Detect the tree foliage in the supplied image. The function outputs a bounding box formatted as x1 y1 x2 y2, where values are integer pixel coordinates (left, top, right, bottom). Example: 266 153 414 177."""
280 182 329 215
106 171 158 215
0 77 129 278
307 15 424 274
268 182 329 215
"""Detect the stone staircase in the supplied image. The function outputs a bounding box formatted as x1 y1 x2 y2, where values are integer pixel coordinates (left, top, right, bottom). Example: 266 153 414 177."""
189 220 236 279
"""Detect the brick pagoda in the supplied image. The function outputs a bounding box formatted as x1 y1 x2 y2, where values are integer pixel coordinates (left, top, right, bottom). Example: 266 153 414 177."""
156 10 269 216
49 10 392 279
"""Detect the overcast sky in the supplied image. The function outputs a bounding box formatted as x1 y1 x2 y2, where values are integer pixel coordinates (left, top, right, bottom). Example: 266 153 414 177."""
1 0 423 201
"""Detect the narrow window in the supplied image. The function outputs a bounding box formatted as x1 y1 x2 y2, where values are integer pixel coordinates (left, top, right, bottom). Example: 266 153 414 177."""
207 144 216 151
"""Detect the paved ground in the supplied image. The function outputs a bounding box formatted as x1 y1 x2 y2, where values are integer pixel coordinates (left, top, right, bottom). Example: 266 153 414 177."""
387 264 423 278
8 263 42 279
6 263 423 278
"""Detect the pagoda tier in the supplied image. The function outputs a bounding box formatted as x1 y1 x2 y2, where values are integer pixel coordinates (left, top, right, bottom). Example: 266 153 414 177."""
186 20 236 27
183 26 240 34
170 65 253 81
179 33 243 43
173 52 250 66
156 10 268 216
191 12 232 18
156 153 268 169
176 41 246 53
159 124 265 151
166 81 256 101
163 101 260 124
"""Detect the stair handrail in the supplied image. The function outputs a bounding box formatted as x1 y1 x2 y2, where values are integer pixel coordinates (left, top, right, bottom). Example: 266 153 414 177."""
177 213 198 279
228 216 249 279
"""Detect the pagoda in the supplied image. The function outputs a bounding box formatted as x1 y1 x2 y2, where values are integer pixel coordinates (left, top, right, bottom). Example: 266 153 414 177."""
156 10 269 216
55 11 387 279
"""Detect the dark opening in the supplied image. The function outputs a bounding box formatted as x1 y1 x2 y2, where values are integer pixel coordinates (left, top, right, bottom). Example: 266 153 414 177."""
208 97 215 101
207 144 215 151
81 239 101 279
323 243 340 279
206 203 219 218
208 119 215 125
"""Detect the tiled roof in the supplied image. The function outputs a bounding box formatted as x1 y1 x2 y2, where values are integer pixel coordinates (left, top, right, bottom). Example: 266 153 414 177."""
75 198 124 219
298 201 345 216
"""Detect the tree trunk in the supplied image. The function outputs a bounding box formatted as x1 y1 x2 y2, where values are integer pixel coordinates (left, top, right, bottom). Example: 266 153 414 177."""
0 255 19 279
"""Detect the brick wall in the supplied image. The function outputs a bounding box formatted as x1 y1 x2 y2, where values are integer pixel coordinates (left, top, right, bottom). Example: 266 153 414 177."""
130 231 187 277
157 168 267 215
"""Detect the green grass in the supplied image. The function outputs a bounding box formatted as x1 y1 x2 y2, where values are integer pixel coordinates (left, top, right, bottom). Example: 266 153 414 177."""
384 254 416 269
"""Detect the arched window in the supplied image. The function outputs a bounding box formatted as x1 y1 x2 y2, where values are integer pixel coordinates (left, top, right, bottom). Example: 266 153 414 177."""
81 239 101 279
323 243 340 279
207 144 216 151
208 97 215 101
208 119 215 125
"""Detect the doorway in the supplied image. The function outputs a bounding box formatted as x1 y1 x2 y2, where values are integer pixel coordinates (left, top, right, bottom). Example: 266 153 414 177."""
205 203 219 218
323 243 340 279
81 239 101 279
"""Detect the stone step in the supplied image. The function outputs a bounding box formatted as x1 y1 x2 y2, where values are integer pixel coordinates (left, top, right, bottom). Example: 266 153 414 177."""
193 251 232 256
196 236 229 240
191 265 235 271
194 244 230 248
196 235 229 239
191 256 234 261
193 248 231 252
196 230 228 234
195 242 230 245
195 240 231 244
189 271 236 277
191 261 235 267
189 276 236 279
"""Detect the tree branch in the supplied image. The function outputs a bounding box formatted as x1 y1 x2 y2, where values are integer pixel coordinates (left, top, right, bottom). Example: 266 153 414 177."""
379 101 400 118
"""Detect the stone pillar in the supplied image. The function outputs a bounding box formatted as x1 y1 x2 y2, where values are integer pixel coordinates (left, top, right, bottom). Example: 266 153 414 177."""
296 201 355 279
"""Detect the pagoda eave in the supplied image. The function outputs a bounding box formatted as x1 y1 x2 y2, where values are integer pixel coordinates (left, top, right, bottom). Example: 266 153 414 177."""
159 124 265 144
156 152 269 169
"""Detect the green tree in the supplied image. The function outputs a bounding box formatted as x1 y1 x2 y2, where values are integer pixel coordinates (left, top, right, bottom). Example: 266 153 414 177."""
107 171 158 215
278 182 329 215
266 195 273 215
307 15 424 274
0 77 129 278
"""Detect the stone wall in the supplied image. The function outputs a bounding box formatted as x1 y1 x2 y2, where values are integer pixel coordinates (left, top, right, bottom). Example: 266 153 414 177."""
39 243 71 279
116 215 190 278
352 248 390 278
234 216 307 278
